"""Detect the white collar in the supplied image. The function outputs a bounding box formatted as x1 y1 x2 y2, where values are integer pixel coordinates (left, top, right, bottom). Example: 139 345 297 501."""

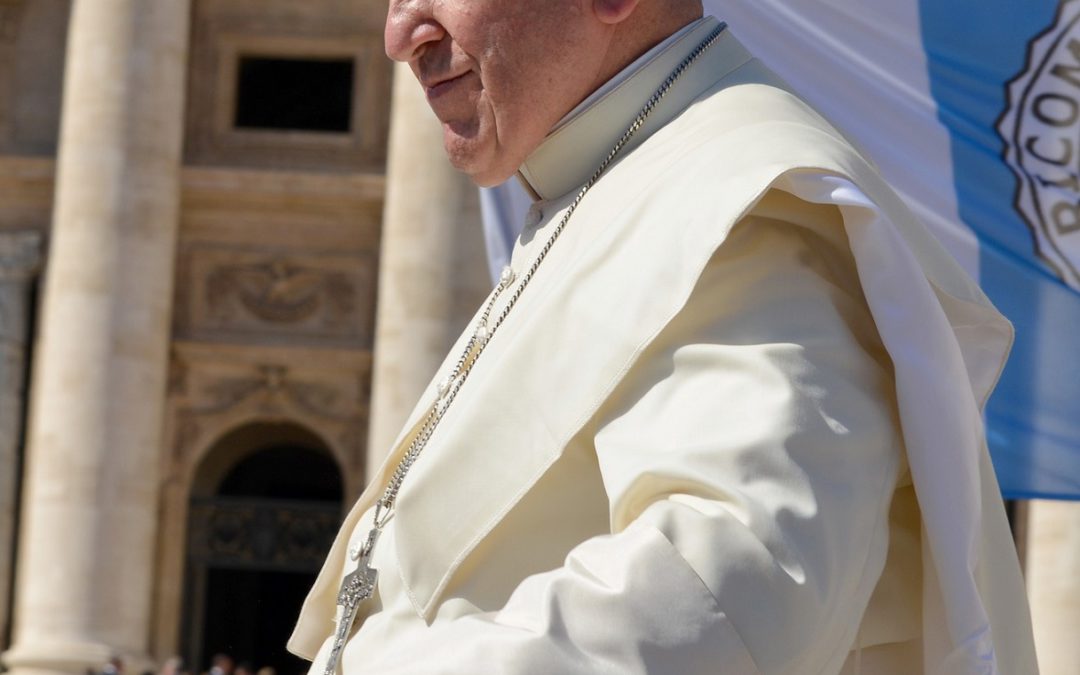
516 16 727 202
552 19 703 131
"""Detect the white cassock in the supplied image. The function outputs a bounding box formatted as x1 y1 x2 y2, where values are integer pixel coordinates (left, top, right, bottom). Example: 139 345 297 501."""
289 17 1038 675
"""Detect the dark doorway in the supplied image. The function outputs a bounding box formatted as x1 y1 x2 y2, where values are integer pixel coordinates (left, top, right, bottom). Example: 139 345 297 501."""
183 424 343 675
200 568 316 675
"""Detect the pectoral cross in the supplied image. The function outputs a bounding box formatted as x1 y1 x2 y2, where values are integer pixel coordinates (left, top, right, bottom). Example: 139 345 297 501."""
323 528 380 675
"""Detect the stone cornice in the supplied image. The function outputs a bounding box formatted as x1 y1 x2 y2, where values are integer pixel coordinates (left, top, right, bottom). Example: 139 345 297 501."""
180 166 386 216
0 157 386 214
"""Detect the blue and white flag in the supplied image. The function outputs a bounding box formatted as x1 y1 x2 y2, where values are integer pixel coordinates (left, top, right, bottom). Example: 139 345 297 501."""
481 1 1080 499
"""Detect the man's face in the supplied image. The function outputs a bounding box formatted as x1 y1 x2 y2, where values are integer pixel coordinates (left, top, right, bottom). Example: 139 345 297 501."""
385 0 607 186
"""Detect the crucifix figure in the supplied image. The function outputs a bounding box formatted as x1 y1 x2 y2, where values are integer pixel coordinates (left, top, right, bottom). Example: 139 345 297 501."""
322 528 380 675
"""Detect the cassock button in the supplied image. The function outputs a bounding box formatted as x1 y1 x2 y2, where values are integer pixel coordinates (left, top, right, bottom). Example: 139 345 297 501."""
437 376 452 399
524 205 543 229
475 322 490 345
499 266 515 289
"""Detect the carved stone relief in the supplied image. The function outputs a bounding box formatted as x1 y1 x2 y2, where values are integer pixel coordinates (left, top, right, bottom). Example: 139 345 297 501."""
206 259 354 325
176 245 376 347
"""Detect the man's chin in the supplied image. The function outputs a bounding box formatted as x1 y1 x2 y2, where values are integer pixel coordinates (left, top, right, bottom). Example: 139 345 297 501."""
457 162 517 188
454 167 511 187
443 136 516 187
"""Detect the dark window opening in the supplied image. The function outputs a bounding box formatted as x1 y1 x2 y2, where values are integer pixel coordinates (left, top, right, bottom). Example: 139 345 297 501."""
235 56 355 133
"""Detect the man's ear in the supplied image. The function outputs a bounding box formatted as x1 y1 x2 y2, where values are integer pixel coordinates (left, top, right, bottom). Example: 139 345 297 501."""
592 0 642 25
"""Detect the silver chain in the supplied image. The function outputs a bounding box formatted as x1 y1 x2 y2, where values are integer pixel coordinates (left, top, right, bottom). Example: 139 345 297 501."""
372 23 727 529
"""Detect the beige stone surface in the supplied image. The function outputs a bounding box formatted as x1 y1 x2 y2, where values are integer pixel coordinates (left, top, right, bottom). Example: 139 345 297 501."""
365 61 491 476
3 1 190 672
1027 499 1080 675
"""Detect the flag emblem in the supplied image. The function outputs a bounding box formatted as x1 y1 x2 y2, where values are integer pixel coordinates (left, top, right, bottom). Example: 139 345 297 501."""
1000 0 1080 288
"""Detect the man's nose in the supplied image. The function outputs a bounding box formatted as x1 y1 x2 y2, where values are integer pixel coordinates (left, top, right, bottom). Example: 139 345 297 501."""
385 0 445 62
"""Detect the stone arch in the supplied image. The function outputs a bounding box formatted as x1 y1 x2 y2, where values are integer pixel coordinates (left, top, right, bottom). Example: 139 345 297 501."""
180 419 344 675
188 419 344 500
152 346 370 662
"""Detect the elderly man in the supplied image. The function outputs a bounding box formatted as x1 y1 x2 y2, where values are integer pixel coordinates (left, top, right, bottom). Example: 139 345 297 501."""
290 0 1038 673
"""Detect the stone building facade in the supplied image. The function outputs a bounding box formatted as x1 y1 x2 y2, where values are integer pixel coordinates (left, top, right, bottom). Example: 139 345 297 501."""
0 2 1077 675
0 2 487 674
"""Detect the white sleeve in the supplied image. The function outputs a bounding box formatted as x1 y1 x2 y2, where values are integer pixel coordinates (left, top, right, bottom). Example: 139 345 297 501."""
360 186 903 675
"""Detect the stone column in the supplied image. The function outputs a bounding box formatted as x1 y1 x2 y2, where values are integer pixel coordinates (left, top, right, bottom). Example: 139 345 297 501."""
1027 500 1080 674
366 62 490 478
0 231 42 651
2 2 190 673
